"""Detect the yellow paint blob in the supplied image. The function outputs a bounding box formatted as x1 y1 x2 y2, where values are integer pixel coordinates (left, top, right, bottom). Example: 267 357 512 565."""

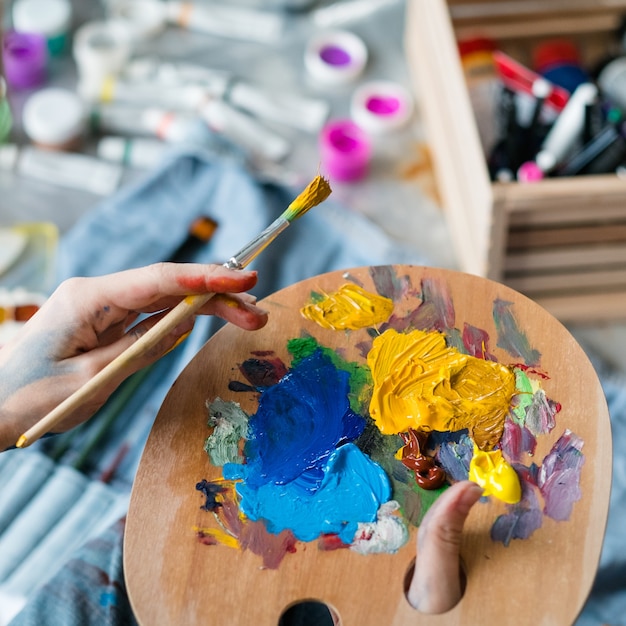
193 525 241 549
468 446 522 504
300 284 394 330
367 328 516 450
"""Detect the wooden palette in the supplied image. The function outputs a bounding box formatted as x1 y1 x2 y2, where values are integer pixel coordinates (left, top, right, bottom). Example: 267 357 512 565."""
125 265 612 626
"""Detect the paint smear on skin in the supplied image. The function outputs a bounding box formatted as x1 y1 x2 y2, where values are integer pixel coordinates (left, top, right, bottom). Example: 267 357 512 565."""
351 500 409 554
231 349 366 492
538 430 584 521
493 299 541 366
468 445 522 504
226 443 391 543
367 328 517 450
369 265 410 301
300 283 394 330
500 419 537 462
490 479 544 546
204 399 249 466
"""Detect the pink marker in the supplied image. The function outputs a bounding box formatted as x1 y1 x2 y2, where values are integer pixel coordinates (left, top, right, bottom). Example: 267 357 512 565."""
517 161 544 183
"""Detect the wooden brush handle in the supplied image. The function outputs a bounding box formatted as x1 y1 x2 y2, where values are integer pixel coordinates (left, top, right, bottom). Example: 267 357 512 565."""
17 292 215 447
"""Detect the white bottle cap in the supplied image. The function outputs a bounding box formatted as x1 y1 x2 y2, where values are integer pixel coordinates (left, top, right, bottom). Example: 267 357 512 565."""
97 136 127 163
0 144 19 170
12 0 72 38
350 80 413 134
22 88 86 147
305 30 368 86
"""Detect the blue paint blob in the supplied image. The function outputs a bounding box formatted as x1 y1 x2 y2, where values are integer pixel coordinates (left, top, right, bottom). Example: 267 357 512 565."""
235 349 366 490
227 443 391 543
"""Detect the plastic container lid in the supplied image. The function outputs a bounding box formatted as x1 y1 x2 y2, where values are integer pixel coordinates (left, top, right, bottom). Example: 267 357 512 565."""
305 30 368 86
22 88 86 147
1 31 48 90
12 0 72 38
350 80 413 134
319 119 371 182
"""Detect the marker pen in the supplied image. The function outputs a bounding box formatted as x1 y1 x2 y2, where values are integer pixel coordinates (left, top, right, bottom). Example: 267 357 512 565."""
534 82 598 173
165 1 285 44
557 120 626 176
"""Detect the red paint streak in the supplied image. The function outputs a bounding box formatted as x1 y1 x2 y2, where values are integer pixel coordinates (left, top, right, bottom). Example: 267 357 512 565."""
515 363 551 380
318 533 349 551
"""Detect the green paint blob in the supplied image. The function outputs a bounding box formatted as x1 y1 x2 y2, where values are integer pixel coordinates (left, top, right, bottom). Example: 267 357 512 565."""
512 368 534 424
204 397 249 466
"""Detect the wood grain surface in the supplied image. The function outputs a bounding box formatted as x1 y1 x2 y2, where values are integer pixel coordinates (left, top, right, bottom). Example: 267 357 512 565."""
125 265 611 626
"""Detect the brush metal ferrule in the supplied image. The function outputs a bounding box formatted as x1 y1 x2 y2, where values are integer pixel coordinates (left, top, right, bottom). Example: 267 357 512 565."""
224 216 290 270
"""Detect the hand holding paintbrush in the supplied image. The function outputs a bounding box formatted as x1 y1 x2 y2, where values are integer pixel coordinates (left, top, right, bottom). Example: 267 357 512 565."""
5 175 331 449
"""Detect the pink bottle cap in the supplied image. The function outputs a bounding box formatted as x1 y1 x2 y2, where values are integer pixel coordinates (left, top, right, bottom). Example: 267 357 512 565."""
517 161 545 183
2 30 48 90
319 119 371 182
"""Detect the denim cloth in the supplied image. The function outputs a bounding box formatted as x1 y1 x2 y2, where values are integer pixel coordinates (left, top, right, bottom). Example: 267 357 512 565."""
6 150 626 625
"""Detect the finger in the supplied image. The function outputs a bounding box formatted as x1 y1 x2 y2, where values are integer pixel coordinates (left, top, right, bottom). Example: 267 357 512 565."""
197 293 268 330
89 264 260 315
407 481 483 614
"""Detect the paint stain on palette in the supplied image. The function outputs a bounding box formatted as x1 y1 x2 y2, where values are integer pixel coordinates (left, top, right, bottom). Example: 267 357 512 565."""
193 267 584 569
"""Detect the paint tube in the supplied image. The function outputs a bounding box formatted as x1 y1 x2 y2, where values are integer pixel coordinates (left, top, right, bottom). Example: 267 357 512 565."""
123 58 330 133
0 144 123 196
0 451 55 535
1 482 129 597
90 103 150 136
97 136 169 169
198 97 291 162
92 75 206 111
165 1 285 44
0 464 88 582
311 0 400 28
534 83 598 172
140 108 218 146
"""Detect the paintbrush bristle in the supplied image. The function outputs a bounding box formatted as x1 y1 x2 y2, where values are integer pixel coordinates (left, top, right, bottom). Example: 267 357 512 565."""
282 175 332 222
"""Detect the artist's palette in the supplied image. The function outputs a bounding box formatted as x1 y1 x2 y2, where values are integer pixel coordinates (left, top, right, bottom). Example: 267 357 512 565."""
125 266 611 626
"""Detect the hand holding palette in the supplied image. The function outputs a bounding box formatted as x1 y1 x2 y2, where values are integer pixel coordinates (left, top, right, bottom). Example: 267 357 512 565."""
125 265 611 625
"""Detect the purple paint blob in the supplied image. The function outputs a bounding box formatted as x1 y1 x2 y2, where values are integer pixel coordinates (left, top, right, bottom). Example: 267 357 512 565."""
538 429 584 521
491 480 544 546
319 45 351 66
501 419 537 462
365 95 401 116
462 323 496 360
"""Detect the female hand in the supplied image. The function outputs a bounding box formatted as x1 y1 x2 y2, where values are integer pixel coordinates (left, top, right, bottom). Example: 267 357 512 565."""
407 480 483 614
0 263 268 450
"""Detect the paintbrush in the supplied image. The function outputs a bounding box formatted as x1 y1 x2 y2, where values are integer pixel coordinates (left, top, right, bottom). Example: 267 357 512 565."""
16 175 332 448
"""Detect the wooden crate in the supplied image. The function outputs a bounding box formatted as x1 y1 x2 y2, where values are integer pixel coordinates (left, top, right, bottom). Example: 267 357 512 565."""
405 0 626 323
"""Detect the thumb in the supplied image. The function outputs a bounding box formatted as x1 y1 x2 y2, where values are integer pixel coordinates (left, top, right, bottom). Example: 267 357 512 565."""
407 480 483 614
